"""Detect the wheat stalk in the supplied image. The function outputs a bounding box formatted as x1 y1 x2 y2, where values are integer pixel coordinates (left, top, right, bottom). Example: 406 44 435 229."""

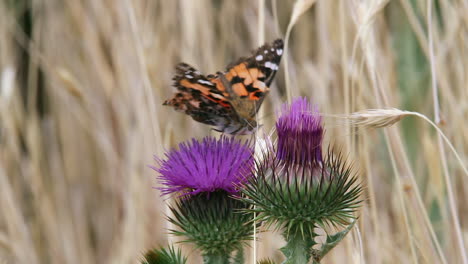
284 0 317 103
346 108 411 129
342 108 468 178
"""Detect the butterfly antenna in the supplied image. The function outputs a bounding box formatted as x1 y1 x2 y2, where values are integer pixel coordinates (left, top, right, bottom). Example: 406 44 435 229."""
241 117 257 132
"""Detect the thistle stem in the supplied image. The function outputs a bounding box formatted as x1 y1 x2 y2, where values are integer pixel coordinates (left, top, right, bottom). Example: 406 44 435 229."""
280 233 315 264
202 254 230 264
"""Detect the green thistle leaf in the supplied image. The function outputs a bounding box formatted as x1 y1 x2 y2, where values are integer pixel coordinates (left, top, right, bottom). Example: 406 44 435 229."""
315 219 357 262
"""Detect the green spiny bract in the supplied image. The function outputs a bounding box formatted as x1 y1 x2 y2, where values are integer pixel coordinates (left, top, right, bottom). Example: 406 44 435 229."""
141 245 187 264
168 191 254 258
240 147 362 241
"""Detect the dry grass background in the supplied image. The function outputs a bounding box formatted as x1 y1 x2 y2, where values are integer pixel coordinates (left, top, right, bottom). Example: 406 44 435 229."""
0 0 467 263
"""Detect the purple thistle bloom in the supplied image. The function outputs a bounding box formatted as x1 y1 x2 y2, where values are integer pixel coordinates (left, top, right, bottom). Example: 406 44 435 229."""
276 97 323 166
153 136 254 196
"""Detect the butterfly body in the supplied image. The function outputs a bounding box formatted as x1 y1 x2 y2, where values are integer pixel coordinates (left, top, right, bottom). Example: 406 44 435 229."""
164 39 283 135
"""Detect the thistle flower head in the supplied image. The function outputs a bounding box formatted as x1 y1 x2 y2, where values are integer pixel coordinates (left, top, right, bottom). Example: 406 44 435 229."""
240 97 362 252
153 137 255 259
276 97 323 166
241 149 362 240
154 136 254 196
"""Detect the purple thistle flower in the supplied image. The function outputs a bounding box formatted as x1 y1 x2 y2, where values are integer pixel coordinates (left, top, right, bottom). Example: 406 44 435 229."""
276 97 323 166
153 136 254 196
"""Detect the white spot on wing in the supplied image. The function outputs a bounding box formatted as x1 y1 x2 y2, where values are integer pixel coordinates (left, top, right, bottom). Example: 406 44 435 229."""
211 93 224 99
186 75 193 79
255 55 263 61
254 81 266 90
277 49 283 55
264 50 268 54
198 79 214 86
264 61 278 70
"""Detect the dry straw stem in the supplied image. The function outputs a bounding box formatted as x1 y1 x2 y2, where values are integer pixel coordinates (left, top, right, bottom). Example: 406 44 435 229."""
345 107 468 263
381 130 420 264
350 1 444 262
428 0 467 261
55 67 84 102
2 1 467 263
1 67 15 102
344 108 468 178
284 0 317 103
254 0 266 261
345 107 467 262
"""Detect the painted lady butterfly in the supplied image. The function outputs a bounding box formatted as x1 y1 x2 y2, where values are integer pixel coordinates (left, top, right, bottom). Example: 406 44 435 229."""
163 39 283 134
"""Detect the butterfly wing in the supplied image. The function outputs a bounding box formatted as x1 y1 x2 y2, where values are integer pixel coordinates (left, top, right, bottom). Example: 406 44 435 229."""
223 39 283 115
163 63 235 128
163 39 284 134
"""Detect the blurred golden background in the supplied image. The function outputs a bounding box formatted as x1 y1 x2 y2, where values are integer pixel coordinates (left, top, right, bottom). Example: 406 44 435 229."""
0 0 467 263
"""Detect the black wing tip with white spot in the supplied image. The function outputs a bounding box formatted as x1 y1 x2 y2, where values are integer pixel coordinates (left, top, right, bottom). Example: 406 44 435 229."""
251 39 284 86
256 39 283 60
272 38 284 48
173 63 199 81
224 39 284 71
256 39 284 53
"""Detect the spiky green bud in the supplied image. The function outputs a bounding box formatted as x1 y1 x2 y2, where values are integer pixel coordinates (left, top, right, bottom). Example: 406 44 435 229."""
242 148 362 238
240 147 362 263
168 191 254 262
141 245 187 264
